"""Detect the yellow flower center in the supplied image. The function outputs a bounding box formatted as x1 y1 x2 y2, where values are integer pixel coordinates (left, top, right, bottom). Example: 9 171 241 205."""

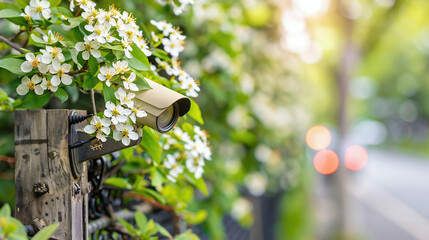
126 31 134 39
95 29 102 36
35 5 43 13
27 81 36 90
121 129 129 138
57 68 64 78
47 81 52 88
132 108 138 114
106 73 113 80
85 43 93 52
112 108 119 116
31 57 40 68
52 47 60 57
95 122 103 131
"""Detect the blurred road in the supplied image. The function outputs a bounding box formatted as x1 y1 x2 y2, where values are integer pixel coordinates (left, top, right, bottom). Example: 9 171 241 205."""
348 149 429 240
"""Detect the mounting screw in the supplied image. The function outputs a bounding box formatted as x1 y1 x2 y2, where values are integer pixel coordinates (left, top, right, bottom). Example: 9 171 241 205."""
74 183 81 195
33 181 49 196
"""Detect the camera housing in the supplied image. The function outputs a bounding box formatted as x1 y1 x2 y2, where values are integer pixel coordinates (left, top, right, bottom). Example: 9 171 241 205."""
133 78 191 133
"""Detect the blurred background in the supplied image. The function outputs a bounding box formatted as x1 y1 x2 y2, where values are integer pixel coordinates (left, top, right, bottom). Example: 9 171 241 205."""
2 0 429 239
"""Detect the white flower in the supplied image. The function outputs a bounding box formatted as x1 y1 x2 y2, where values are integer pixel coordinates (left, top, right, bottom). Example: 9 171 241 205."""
69 0 75 11
21 6 32 21
182 79 200 97
36 78 58 93
113 61 129 75
105 32 118 43
118 25 139 43
16 75 42 95
173 127 191 142
162 135 177 150
129 107 147 124
75 37 101 60
85 22 111 44
136 38 152 56
97 66 116 86
97 9 116 26
21 53 48 73
113 123 138 146
29 0 51 20
162 37 184 58
40 46 65 64
76 0 96 12
186 155 204 179
151 32 160 42
43 30 59 44
104 101 130 125
122 72 139 91
49 61 72 86
121 39 133 58
84 116 111 142
150 20 174 36
164 154 184 182
114 87 135 108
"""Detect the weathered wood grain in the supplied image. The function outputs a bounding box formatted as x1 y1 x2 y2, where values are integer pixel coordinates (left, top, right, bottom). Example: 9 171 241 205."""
15 109 88 240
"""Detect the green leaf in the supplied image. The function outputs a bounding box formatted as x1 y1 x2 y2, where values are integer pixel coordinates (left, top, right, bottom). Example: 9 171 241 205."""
104 177 132 189
50 7 73 18
32 223 59 240
126 58 150 71
69 48 82 68
134 211 147 232
15 0 29 8
187 98 204 124
0 9 21 18
118 218 136 235
151 49 170 62
101 43 124 51
151 168 164 188
88 56 98 76
139 188 166 205
175 230 200 240
18 92 51 109
131 44 150 67
126 45 151 71
53 88 68 103
0 58 24 75
194 177 208 196
68 17 86 28
133 71 151 90
155 223 172 239
30 34 48 45
184 210 208 225
140 127 161 164
65 86 79 102
102 84 116 103
0 204 11 217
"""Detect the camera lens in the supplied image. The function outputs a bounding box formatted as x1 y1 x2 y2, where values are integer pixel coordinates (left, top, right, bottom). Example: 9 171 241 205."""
157 103 179 133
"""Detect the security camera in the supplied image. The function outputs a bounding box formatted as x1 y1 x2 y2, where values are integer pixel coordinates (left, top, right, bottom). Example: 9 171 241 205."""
133 78 191 133
68 80 192 178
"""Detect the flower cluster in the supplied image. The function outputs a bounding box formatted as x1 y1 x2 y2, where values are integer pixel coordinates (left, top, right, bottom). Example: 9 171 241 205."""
154 0 195 15
161 125 211 182
84 60 147 146
17 49 70 95
150 21 200 97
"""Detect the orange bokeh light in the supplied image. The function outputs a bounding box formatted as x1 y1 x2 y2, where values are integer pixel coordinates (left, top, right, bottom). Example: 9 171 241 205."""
313 149 339 175
345 145 368 171
306 125 332 150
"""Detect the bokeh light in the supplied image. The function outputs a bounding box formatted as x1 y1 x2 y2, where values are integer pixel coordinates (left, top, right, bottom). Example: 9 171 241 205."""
306 125 332 150
345 145 368 171
313 149 339 175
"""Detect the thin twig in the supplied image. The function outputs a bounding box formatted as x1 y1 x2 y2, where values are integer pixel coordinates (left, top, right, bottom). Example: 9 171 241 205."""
91 89 97 114
0 35 26 54
9 30 25 41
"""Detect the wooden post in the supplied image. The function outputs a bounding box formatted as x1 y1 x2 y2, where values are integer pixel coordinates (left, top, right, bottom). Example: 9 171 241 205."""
14 109 89 239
